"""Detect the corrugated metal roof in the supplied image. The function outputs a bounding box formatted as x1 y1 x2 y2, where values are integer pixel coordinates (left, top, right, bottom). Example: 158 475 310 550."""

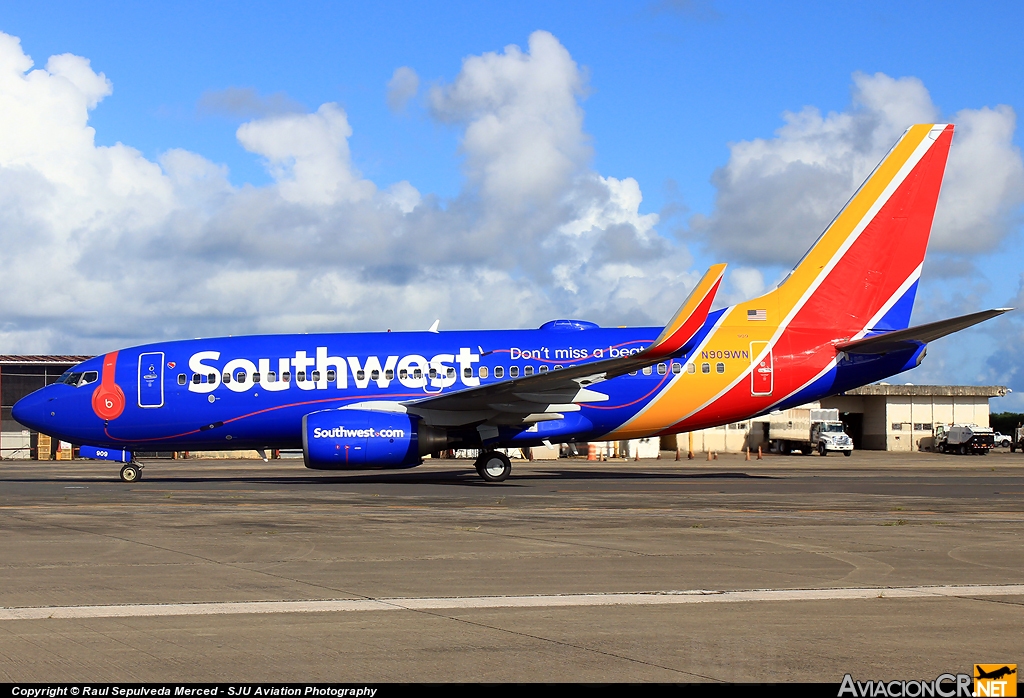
0 355 93 365
842 384 1008 397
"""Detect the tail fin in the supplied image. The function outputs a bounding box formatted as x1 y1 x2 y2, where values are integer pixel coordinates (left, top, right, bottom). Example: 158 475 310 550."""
778 124 954 335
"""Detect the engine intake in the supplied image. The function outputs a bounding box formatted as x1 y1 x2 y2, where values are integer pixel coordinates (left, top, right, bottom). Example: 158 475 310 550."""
302 408 446 469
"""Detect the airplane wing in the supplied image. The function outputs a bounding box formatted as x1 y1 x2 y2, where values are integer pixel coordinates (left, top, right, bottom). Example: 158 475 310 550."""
351 264 725 428
836 308 1011 355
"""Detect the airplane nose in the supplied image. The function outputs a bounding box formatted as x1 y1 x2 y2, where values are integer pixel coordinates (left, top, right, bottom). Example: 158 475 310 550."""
12 389 53 433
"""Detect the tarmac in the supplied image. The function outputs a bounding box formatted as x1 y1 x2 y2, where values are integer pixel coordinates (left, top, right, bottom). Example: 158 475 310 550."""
0 450 1022 682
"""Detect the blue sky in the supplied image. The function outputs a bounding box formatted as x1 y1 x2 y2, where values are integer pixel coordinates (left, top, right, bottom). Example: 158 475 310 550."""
1 1 1022 407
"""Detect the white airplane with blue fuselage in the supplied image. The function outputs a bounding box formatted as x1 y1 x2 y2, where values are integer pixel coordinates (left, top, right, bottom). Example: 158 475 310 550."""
12 124 1010 482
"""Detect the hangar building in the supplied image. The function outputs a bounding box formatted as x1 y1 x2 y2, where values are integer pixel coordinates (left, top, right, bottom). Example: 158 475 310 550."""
670 384 1008 454
1 355 91 459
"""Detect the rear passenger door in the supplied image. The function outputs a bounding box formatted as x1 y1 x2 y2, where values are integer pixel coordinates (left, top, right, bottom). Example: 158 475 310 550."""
750 342 773 396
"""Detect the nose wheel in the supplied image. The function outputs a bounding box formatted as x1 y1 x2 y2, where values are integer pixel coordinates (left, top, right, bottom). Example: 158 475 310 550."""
475 451 512 483
119 463 142 482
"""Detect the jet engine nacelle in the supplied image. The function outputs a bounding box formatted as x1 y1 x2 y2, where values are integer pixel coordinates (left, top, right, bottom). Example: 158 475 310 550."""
302 408 446 470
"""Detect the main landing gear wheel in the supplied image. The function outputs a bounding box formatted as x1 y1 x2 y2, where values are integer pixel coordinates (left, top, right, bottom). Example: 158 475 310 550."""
475 451 512 483
120 463 141 482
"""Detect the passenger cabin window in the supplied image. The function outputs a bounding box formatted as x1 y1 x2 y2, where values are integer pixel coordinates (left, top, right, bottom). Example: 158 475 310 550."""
192 374 201 385
267 371 277 382
235 371 246 382
370 370 380 380
553 365 562 370
385 369 394 380
252 372 261 383
413 368 422 380
671 363 682 375
479 366 489 379
524 366 534 376
657 363 667 375
178 373 187 385
429 368 438 379
447 367 455 378
494 366 504 378
629 370 638 376
716 363 725 374
297 371 306 382
327 370 336 382
356 370 366 381
687 363 695 374
464 367 473 378
208 373 216 384
642 366 652 376
399 369 408 380
701 363 710 374
510 366 519 378
539 365 548 374
282 371 291 382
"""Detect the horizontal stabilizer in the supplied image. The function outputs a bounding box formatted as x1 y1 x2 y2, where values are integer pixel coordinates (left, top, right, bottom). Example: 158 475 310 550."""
836 308 1011 354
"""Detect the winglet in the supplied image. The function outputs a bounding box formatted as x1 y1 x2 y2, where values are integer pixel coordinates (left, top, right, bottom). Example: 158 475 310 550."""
645 263 726 360
428 319 440 333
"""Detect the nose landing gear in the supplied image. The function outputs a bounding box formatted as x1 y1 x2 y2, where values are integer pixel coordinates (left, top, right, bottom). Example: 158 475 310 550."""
119 462 143 482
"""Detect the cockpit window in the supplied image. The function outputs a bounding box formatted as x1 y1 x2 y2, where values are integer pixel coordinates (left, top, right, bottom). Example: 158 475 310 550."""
60 371 99 387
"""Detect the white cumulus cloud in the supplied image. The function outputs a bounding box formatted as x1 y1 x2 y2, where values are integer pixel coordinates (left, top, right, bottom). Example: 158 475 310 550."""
0 30 691 354
236 103 377 206
386 66 419 112
688 72 1024 266
429 30 592 211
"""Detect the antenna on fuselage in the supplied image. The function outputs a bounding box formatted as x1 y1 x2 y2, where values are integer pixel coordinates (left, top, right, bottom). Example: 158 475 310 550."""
428 319 440 333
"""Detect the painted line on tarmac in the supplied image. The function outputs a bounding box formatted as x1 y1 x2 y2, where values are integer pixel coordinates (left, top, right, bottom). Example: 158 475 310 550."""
3 584 1023 621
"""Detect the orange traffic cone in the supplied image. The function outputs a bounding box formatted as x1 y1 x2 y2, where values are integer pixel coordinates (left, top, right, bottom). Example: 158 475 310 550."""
745 448 750 461
757 446 763 460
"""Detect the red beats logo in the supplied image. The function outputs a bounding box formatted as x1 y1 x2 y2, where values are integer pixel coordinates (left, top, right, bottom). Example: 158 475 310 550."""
92 351 126 421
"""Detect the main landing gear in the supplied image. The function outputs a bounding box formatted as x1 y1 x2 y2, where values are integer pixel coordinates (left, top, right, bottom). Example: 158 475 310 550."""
474 451 512 483
119 462 143 482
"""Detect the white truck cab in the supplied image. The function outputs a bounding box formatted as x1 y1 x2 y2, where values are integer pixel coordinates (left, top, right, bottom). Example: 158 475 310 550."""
769 407 854 456
812 420 854 456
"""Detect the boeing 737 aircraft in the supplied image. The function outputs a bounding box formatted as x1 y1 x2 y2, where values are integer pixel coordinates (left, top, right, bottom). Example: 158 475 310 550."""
12 123 1010 483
